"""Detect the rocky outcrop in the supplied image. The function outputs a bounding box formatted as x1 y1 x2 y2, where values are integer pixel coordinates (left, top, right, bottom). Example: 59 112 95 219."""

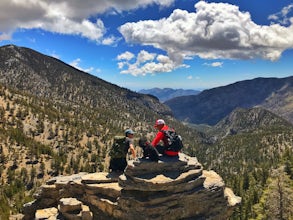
23 153 241 219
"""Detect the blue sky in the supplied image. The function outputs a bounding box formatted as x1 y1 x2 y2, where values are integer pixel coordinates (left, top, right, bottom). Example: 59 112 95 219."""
1 0 293 91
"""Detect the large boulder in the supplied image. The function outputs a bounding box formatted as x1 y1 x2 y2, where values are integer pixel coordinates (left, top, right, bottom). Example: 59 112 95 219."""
23 153 241 219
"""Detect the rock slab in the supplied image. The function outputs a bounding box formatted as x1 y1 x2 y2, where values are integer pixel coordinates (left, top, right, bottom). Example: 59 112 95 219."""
23 153 241 220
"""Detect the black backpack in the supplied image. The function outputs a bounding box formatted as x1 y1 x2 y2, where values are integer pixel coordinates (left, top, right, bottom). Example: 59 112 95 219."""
161 129 184 152
109 136 127 158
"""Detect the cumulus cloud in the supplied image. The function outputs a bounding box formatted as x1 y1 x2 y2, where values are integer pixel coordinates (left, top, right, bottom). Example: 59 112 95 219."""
268 4 293 26
0 0 174 44
204 62 223 67
119 1 293 67
70 58 94 73
117 50 188 76
117 51 135 61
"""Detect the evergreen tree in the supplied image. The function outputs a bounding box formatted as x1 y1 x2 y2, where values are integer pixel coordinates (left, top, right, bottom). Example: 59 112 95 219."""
252 167 293 220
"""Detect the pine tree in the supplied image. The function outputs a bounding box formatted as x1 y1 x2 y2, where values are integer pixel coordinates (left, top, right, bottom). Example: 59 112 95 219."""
252 167 293 220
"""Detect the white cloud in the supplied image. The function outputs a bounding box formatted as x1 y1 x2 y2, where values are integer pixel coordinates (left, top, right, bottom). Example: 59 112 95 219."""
117 50 187 76
269 4 293 26
117 51 135 61
69 58 94 73
119 1 293 65
137 50 156 63
70 58 82 69
0 32 11 41
0 0 175 44
204 62 223 67
102 35 120 46
50 52 60 59
212 62 223 67
187 75 193 80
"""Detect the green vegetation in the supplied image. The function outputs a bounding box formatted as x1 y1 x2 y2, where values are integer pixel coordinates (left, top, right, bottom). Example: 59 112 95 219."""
1 44 292 220
0 84 292 219
191 125 293 220
0 83 201 219
252 167 293 220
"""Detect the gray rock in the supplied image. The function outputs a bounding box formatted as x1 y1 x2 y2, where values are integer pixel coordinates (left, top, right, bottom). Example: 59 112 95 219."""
23 153 241 220
59 198 82 213
35 207 58 220
81 172 120 184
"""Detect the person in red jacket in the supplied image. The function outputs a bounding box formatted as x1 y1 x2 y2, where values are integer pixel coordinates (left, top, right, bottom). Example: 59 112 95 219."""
151 119 179 157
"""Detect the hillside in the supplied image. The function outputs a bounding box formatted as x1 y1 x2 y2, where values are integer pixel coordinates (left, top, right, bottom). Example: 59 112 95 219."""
207 107 293 140
0 45 205 219
0 45 172 117
139 88 200 102
187 107 293 220
165 76 293 125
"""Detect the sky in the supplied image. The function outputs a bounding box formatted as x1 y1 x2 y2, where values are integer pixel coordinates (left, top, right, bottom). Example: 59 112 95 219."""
1 0 293 91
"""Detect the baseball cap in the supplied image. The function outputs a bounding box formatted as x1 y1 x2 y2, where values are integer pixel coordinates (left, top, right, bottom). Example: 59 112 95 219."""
125 129 135 136
154 119 165 127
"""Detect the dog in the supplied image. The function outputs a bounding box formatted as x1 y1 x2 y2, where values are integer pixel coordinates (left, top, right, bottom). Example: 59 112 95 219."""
138 137 159 162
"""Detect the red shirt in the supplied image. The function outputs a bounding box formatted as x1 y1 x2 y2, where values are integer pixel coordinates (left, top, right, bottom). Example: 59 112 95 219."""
151 125 179 156
151 125 169 147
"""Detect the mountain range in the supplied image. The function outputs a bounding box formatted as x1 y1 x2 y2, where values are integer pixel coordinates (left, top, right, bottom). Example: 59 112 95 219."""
165 76 293 125
0 44 292 219
139 88 200 102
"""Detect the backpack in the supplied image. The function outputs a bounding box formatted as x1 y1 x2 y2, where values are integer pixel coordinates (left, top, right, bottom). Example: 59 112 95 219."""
109 136 128 158
161 129 184 152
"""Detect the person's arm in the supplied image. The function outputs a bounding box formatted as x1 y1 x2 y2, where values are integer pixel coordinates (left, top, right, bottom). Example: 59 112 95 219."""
129 143 136 158
151 131 164 147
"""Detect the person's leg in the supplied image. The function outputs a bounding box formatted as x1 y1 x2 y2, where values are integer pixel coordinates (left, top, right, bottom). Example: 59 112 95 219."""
155 145 165 154
120 158 128 171
115 157 127 172
145 144 159 161
109 158 119 171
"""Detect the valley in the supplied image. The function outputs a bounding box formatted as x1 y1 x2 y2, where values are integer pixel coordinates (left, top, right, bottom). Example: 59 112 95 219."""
0 45 292 220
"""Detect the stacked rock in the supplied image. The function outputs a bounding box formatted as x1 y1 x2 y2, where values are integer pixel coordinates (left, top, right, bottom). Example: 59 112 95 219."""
116 153 239 220
34 198 92 220
22 153 241 220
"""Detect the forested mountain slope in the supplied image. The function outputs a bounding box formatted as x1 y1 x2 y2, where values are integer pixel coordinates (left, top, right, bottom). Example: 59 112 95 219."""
0 45 205 219
0 44 172 116
188 107 293 219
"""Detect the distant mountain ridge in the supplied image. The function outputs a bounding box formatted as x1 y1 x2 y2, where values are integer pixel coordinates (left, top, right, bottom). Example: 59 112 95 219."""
139 88 200 102
165 76 293 125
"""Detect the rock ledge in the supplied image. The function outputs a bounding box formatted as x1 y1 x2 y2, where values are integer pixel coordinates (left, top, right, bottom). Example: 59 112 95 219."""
23 153 241 220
